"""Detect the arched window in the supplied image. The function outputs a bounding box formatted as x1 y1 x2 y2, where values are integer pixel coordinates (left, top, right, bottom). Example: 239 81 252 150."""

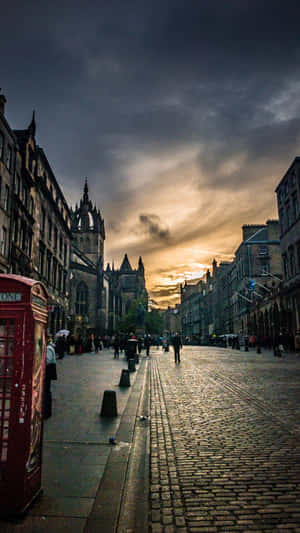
76 282 88 315
88 212 94 229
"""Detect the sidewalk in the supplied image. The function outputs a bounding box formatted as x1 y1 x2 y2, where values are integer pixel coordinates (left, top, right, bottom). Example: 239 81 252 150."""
1 349 149 533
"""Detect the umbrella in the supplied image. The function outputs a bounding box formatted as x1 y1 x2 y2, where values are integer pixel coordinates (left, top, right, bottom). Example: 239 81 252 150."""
55 329 70 337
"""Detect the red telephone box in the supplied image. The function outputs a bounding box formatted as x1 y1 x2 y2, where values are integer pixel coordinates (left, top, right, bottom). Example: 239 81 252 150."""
0 275 48 515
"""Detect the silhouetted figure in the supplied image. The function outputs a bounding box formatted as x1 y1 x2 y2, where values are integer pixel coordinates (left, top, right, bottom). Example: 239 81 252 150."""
172 332 182 364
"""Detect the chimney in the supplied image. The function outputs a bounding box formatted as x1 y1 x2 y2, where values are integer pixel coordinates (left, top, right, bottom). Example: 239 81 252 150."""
266 220 279 240
242 224 265 242
0 93 7 115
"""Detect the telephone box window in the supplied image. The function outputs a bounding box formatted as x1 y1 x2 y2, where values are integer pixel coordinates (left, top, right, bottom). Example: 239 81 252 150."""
0 319 14 467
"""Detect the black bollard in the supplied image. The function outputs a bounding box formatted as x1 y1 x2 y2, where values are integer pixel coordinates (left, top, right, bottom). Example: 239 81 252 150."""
119 369 130 387
128 358 136 372
256 345 261 353
100 390 118 417
135 354 139 365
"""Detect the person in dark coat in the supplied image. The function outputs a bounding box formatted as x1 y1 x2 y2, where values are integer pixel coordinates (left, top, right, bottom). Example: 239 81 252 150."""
144 335 151 356
55 335 65 359
137 337 143 354
113 335 120 359
172 332 182 364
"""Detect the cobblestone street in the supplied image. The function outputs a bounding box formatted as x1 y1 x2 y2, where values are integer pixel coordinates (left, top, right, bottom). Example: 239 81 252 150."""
150 346 300 532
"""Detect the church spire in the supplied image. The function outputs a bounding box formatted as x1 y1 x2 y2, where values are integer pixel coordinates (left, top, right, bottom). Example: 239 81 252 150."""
83 178 89 203
28 110 36 137
120 253 132 272
138 256 144 274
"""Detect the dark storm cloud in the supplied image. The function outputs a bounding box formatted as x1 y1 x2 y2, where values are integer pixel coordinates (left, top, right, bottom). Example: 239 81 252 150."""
2 1 300 303
139 214 170 241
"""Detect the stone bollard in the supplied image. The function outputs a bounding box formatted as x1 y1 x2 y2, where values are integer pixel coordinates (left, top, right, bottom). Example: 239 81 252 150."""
119 369 130 387
128 358 136 372
100 390 118 417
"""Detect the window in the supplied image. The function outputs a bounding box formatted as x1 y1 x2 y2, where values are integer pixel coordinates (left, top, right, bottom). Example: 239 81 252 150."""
297 242 300 272
292 192 298 222
259 246 268 256
20 221 26 251
54 227 58 250
76 282 88 315
28 147 35 173
14 175 21 196
64 244 67 266
57 265 62 291
59 235 63 258
52 258 57 288
286 202 291 228
1 227 7 256
22 184 28 208
63 271 67 294
5 145 12 171
260 262 270 275
4 185 9 211
41 207 46 233
46 251 51 282
30 196 34 216
289 247 295 277
39 244 45 276
28 232 32 257
283 254 288 280
48 217 52 242
0 133 4 159
13 213 19 245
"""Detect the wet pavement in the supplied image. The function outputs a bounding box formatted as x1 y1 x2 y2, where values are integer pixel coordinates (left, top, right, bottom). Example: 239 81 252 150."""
1 345 300 532
149 346 300 532
0 349 149 533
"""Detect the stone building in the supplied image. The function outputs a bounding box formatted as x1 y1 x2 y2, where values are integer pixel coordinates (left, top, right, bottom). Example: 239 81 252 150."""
0 93 72 333
276 157 300 343
13 113 72 333
0 93 16 273
233 220 282 336
181 279 207 342
69 180 106 338
107 255 147 333
162 305 181 335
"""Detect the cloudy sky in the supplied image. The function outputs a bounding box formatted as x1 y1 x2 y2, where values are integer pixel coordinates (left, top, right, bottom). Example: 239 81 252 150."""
2 1 300 307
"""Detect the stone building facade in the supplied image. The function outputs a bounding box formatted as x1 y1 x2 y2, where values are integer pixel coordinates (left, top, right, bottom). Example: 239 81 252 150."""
0 93 72 333
276 157 300 343
69 181 107 338
107 255 147 333
233 220 282 336
0 93 16 273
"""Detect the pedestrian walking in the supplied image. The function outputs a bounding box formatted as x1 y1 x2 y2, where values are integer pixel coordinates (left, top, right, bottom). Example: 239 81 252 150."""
94 336 100 353
137 337 143 354
44 336 57 419
172 332 182 364
113 335 120 359
144 334 151 356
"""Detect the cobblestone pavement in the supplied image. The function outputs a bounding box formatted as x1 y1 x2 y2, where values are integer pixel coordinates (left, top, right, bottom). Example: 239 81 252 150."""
150 346 300 532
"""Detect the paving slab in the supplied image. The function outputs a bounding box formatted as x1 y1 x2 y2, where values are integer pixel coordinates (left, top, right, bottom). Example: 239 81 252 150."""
0 349 148 532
